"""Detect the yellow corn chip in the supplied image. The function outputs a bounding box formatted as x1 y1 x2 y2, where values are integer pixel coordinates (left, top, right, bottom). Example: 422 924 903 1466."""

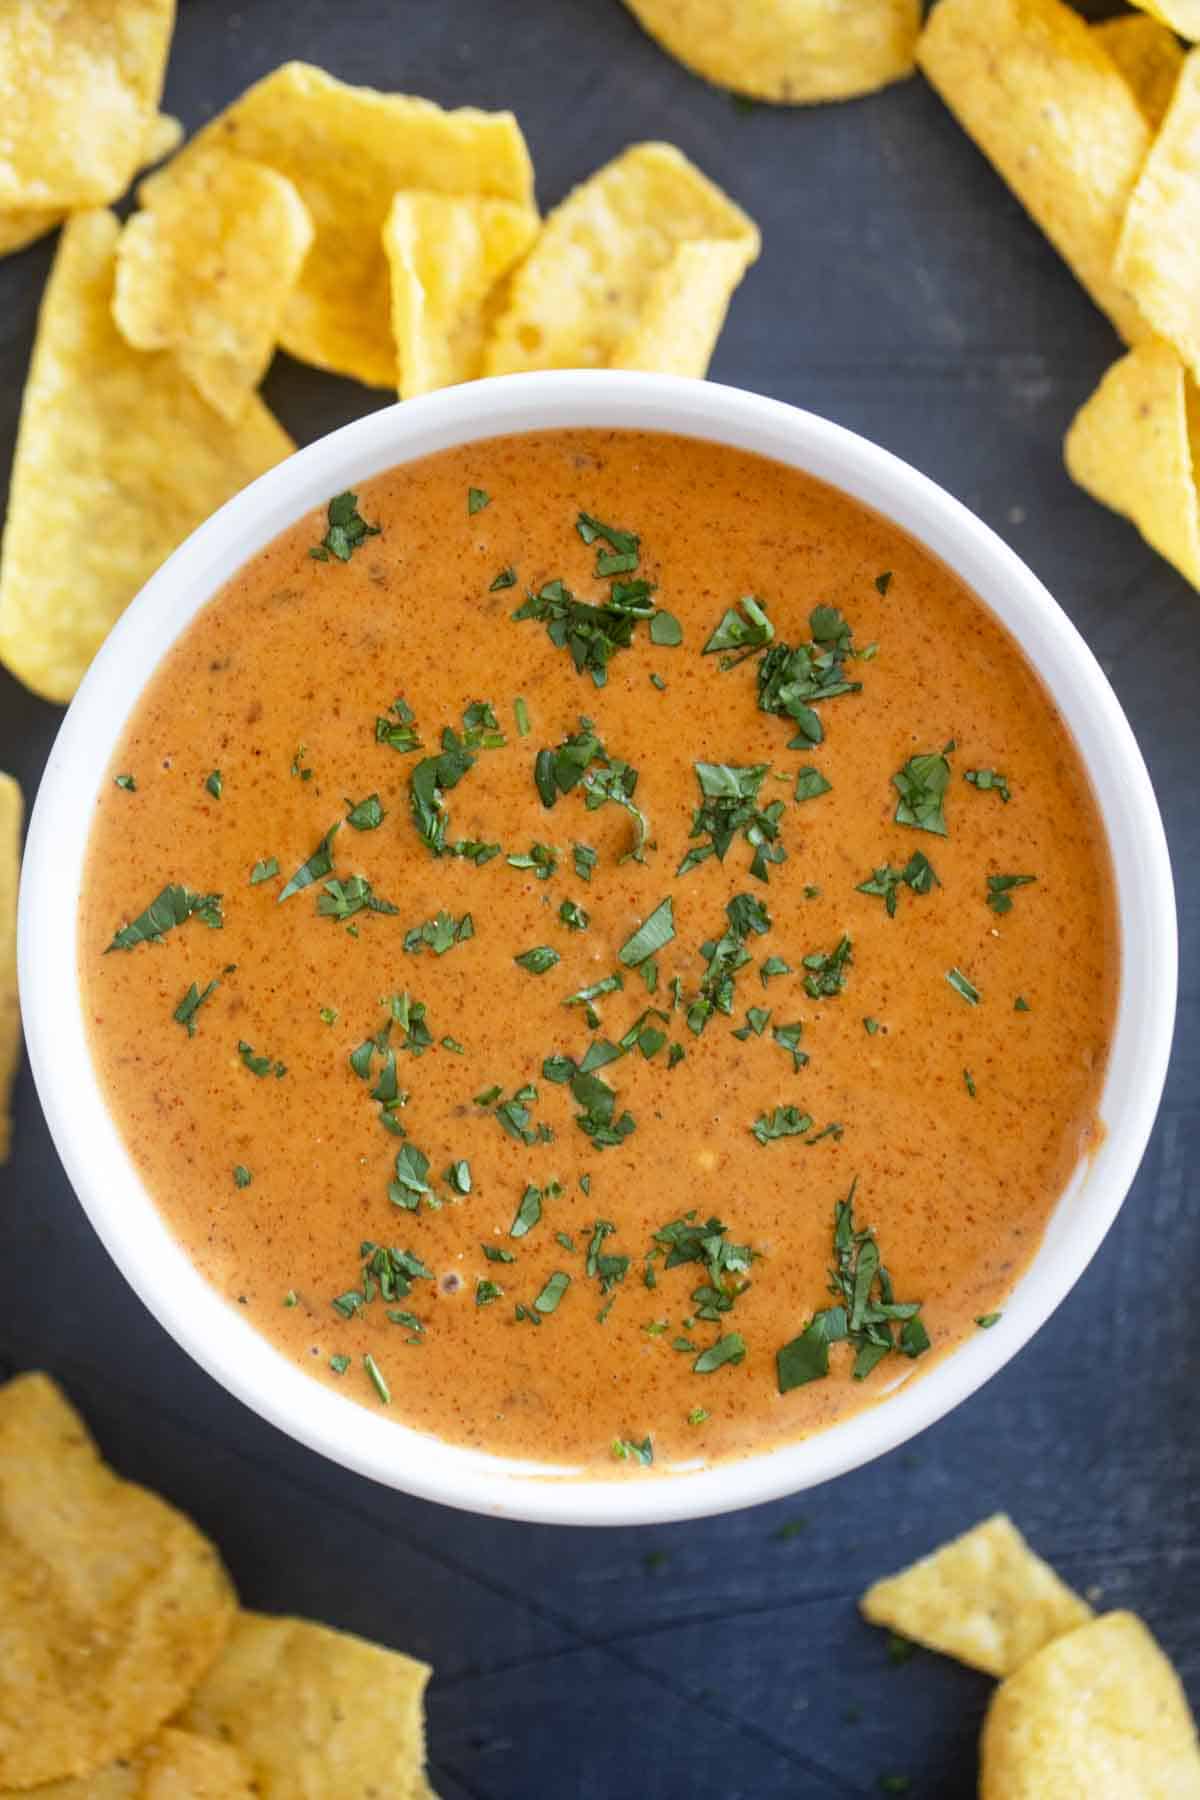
152 62 534 388
16 1727 255 1799
1065 340 1200 589
0 775 20 1166
178 1612 431 1798
622 0 920 103
383 190 539 398
483 142 759 377
0 211 294 704
115 149 315 419
1096 15 1185 127
917 0 1151 345
610 237 759 377
0 1372 236 1789
1132 2 1200 39
980 1612 1200 1798
0 1 175 209
860 1513 1092 1678
0 112 185 262
1115 50 1200 387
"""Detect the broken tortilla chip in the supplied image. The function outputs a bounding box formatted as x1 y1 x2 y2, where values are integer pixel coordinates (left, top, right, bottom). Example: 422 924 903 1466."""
115 148 315 420
177 1612 432 1798
482 142 759 377
0 210 294 704
860 1513 1092 1678
917 0 1151 345
153 62 534 388
19 1727 255 1799
0 1372 236 1789
1131 2 1200 39
980 1612 1200 1798
1065 340 1200 589
0 0 175 208
1114 50 1200 386
0 112 185 262
610 237 759 377
383 190 539 398
1096 14 1185 127
0 775 20 1165
622 0 920 104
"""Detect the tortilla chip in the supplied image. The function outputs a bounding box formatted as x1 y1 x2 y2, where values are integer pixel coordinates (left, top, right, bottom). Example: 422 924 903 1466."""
1114 49 1200 388
610 237 758 377
1065 340 1200 589
17 1727 255 1799
0 1372 236 1789
483 142 759 377
0 210 294 704
178 1612 431 1797
860 1513 1091 1678
0 1 175 209
622 0 919 103
151 63 533 389
1131 2 1200 40
980 1612 1200 1798
917 0 1151 346
0 112 185 262
115 149 315 419
1095 15 1185 127
383 190 539 398
0 776 20 1167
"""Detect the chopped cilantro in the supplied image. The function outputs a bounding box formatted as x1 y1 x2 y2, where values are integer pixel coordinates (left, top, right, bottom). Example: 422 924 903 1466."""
113 772 136 791
238 1040 285 1078
507 841 559 880
946 967 980 1004
249 858 278 885
233 1165 251 1189
403 909 473 955
965 767 1010 803
611 1435 654 1465
802 935 852 999
756 606 863 743
375 697 422 755
475 1278 503 1306
618 897 675 967
976 1311 1002 1329
106 883 223 952
678 761 785 882
693 1333 745 1375
759 955 792 985
964 1067 976 1098
794 766 832 803
751 1106 813 1145
534 1271 571 1314
468 486 490 514
345 793 384 831
173 978 219 1037
1014 995 1031 1012
514 695 531 737
893 749 951 836
329 1354 351 1375
205 770 222 799
650 611 682 646
363 1353 391 1404
987 872 1037 914
311 490 380 561
772 1020 808 1072
687 1407 709 1426
514 945 560 975
856 851 939 917
703 594 774 661
490 565 516 591
558 899 590 932
875 570 893 595
687 894 771 1036
278 825 340 903
776 1180 928 1391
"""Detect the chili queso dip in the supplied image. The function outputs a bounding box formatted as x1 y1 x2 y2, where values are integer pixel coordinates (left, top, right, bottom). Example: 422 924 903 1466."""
79 430 1118 1473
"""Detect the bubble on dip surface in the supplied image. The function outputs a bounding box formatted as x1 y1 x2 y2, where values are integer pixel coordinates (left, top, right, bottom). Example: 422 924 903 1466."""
78 431 1118 1472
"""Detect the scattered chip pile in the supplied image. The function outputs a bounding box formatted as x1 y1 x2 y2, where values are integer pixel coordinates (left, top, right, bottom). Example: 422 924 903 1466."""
0 14 761 711
916 0 1200 593
861 1512 1200 1795
0 1371 435 1798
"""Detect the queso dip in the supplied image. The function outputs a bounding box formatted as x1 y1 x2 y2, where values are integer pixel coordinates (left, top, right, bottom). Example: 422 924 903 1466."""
79 430 1118 1472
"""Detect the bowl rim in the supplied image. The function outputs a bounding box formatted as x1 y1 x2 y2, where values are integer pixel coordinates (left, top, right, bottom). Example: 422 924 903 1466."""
18 369 1178 1526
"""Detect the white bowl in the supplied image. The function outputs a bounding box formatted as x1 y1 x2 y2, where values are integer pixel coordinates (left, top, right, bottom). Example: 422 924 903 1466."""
18 372 1177 1525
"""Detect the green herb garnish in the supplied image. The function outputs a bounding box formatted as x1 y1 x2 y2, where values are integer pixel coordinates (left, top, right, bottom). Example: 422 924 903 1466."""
468 486 490 514
802 935 852 999
611 1435 654 1465
490 565 516 591
173 978 219 1037
278 825 340 903
964 1068 976 1098
249 858 278 885
893 750 951 836
756 607 863 743
205 770 222 799
233 1165 252 1189
363 1353 391 1404
650 611 682 645
113 773 136 791
678 762 785 882
976 1311 1002 1329
794 766 832 803
534 1271 571 1314
693 1333 746 1375
965 768 1010 803
987 872 1037 915
856 852 939 917
618 897 675 967
946 967 980 1005
507 841 559 880
514 945 560 975
776 1180 928 1391
687 894 771 1036
106 884 223 951
703 594 774 662
751 1106 813 1145
238 1040 285 1078
375 697 422 755
475 1278 503 1306
514 696 531 737
311 490 380 561
345 793 383 831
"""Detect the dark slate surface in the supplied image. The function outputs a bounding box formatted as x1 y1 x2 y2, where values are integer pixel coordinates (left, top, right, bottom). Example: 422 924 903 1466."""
1 4 1195 1795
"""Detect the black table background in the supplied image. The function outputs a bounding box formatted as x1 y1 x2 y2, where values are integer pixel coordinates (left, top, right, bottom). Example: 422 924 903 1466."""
2 4 1196 1795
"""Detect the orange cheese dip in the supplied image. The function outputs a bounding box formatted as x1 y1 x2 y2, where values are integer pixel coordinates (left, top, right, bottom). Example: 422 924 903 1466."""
79 430 1118 1473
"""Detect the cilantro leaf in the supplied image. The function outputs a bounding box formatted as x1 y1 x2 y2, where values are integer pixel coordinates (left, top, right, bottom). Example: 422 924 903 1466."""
311 490 380 561
106 884 223 952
